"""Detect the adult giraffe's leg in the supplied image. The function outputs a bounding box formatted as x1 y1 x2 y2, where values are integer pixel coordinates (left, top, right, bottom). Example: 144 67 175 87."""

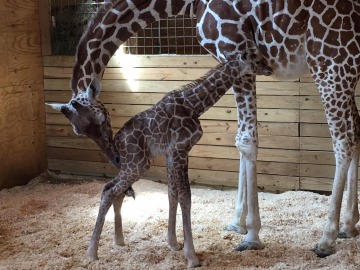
231 75 264 251
306 6 360 255
225 146 248 234
311 76 360 257
339 145 360 239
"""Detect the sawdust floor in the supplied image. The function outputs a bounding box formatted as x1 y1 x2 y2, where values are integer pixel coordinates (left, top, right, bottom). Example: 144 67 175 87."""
0 171 360 270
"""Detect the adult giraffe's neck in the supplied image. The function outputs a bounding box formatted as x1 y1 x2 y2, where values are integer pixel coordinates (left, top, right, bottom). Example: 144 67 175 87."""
71 0 197 95
181 61 243 118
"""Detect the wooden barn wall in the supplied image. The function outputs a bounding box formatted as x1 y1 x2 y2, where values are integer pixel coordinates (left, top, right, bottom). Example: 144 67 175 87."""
0 0 47 189
43 54 360 193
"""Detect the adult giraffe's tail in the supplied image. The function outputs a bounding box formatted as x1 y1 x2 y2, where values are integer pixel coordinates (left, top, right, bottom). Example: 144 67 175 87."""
71 0 197 94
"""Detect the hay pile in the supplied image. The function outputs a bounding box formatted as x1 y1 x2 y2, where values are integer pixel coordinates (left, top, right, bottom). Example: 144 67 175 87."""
0 172 359 269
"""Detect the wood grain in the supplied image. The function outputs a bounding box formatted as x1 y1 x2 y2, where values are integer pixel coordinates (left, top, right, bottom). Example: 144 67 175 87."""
0 1 46 190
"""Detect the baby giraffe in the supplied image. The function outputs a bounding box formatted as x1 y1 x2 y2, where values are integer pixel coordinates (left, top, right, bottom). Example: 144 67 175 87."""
48 52 272 268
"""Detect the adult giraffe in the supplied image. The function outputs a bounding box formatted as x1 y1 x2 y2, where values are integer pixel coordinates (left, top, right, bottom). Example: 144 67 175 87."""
51 0 360 259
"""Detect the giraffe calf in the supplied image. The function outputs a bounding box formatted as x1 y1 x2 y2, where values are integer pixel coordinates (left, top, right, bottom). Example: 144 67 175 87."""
48 52 272 268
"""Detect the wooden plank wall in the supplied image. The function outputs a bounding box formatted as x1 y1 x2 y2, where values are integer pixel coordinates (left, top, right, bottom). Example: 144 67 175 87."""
43 54 360 193
0 0 47 189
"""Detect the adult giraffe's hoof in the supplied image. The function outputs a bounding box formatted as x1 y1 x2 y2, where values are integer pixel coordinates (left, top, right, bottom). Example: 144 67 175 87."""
225 224 247 234
313 244 335 258
235 240 265 252
338 229 359 239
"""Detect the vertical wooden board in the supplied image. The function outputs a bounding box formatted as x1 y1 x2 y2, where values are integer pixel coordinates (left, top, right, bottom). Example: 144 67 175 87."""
7 31 43 86
4 0 39 31
0 91 40 188
0 1 46 189
39 0 52 55
0 34 9 87
31 85 47 172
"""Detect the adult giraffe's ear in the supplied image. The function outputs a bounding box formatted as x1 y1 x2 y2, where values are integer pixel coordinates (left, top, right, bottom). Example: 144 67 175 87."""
86 77 101 101
46 102 73 118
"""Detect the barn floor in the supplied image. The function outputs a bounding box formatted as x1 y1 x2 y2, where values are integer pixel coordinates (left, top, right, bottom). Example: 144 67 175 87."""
0 171 359 270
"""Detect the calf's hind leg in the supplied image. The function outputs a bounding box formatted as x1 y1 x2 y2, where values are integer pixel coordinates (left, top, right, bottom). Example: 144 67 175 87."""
113 194 126 246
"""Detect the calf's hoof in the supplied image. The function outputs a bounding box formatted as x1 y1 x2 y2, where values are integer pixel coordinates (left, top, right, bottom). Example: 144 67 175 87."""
87 247 99 262
225 224 247 234
235 240 264 252
313 244 335 258
187 258 201 268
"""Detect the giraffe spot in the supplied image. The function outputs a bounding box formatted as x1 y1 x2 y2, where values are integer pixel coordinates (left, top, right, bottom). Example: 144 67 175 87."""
258 44 270 58
273 14 291 32
278 47 288 66
322 7 336 25
116 27 132 41
271 30 283 44
84 61 92 75
90 49 101 60
311 17 327 40
92 27 103 39
336 0 353 15
103 10 119 25
236 0 252 14
88 40 101 50
103 41 118 55
306 40 321 56
351 13 360 33
102 54 110 66
131 21 142 33
312 1 327 14
202 12 218 40
216 3 240 21
138 11 155 25
94 63 101 74
285 38 299 52
221 23 242 43
103 25 117 40
331 16 343 29
203 43 217 55
256 2 270 19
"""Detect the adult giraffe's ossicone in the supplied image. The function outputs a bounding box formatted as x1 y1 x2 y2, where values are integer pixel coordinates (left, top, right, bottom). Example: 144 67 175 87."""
47 0 360 261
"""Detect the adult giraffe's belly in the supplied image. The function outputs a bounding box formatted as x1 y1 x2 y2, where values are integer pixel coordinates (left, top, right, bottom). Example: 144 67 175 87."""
270 52 309 80
257 35 309 80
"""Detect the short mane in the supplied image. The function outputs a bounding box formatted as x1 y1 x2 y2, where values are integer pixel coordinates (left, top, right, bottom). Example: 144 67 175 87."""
165 61 226 97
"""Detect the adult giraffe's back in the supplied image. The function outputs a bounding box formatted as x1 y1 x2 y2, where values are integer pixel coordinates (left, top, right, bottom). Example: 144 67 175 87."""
57 0 360 262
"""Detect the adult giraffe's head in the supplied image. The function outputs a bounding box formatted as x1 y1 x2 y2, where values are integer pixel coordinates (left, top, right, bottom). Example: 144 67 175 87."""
47 78 120 167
